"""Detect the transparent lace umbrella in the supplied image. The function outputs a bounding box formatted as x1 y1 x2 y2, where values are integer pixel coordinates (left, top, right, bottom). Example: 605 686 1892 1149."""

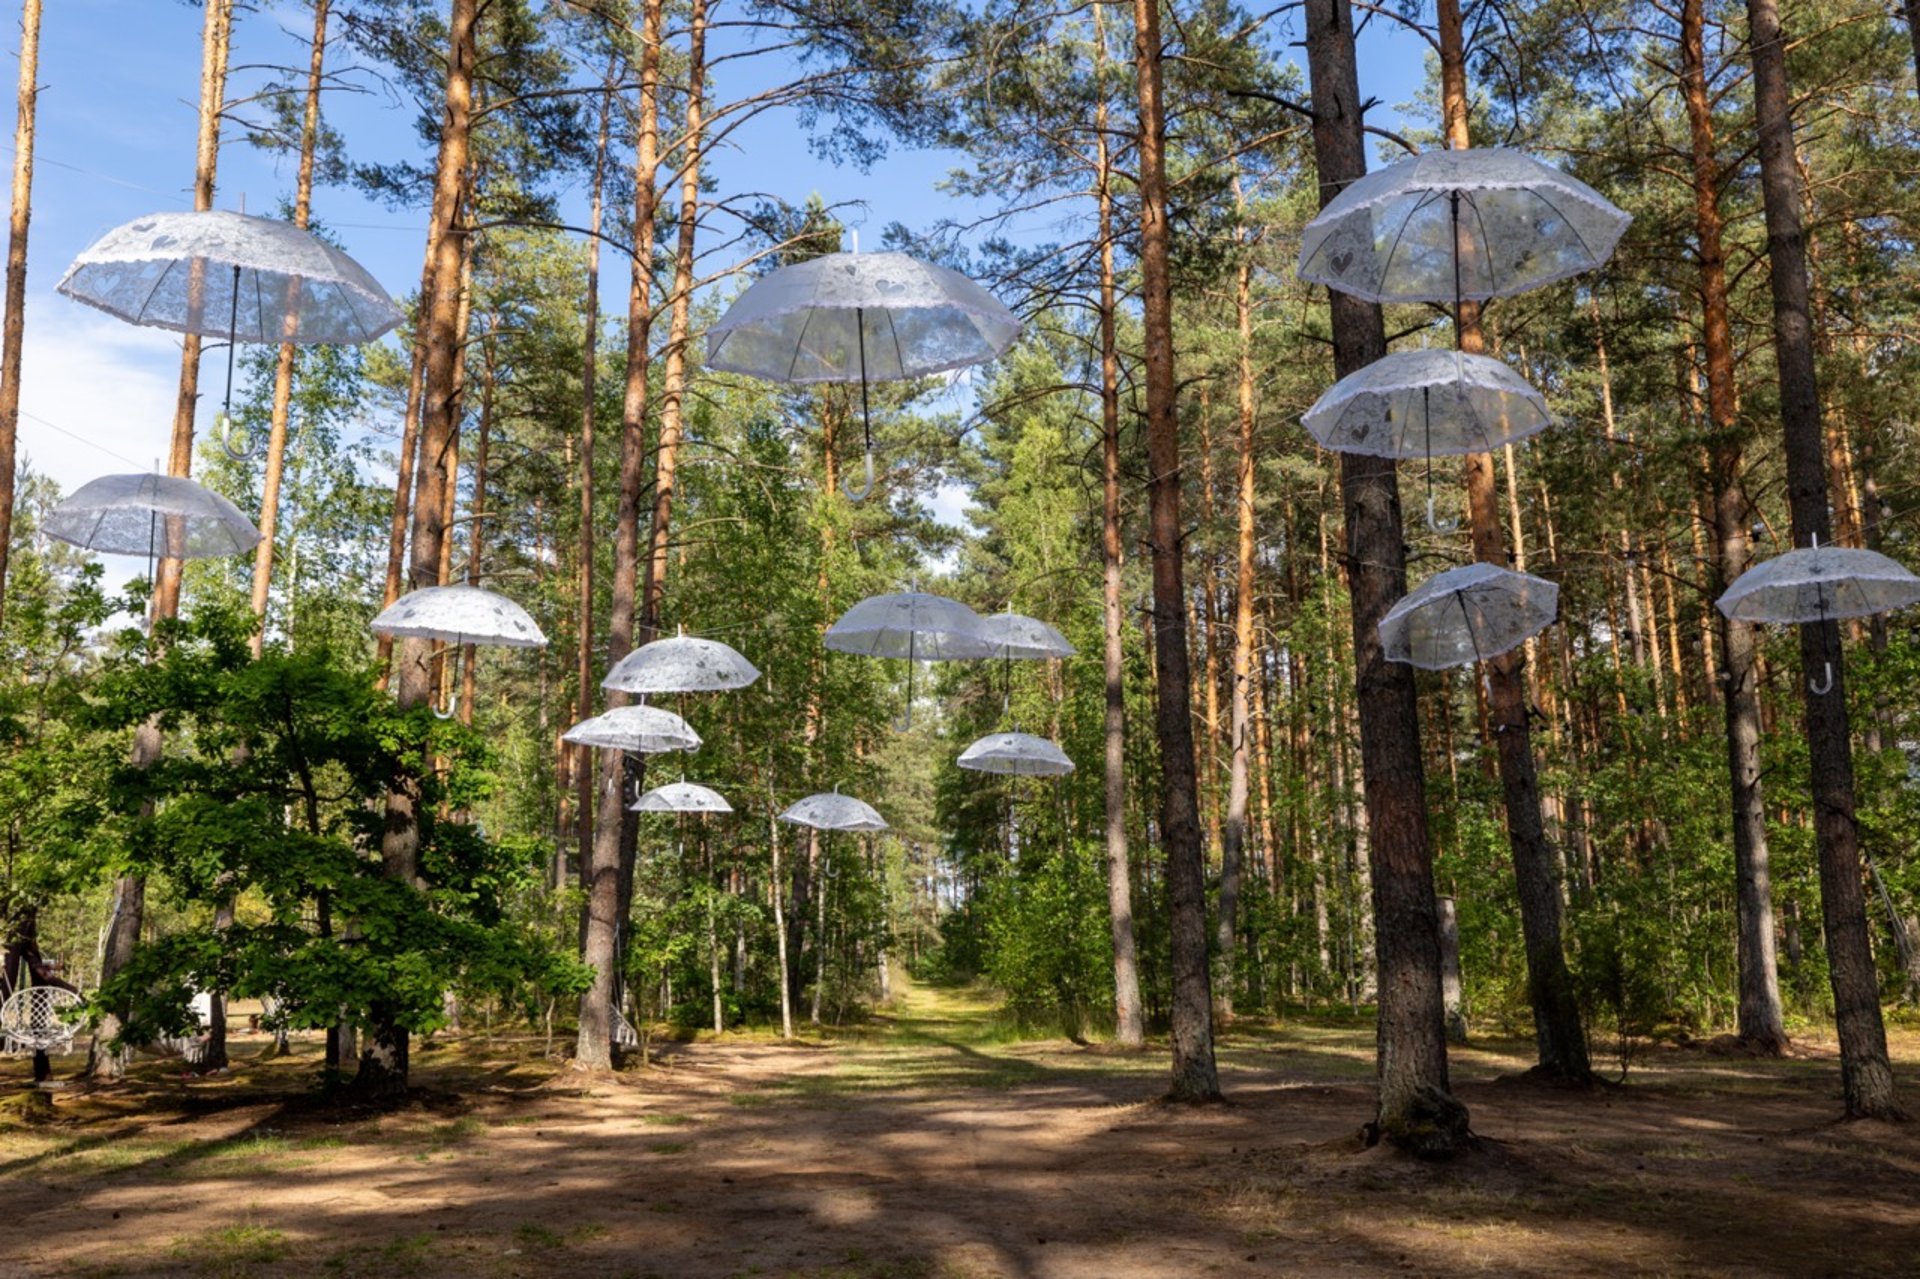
1379 562 1559 673
371 585 547 718
562 704 701 754
957 731 1075 778
826 589 994 728
1298 148 1631 307
977 610 1076 660
778 788 888 833
58 209 403 458
1715 541 1920 694
630 781 733 814
707 250 1022 500
1303 349 1551 531
602 632 760 695
44 472 260 560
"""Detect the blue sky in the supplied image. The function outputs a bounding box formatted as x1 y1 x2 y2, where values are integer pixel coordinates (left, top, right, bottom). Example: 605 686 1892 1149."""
5 0 1430 525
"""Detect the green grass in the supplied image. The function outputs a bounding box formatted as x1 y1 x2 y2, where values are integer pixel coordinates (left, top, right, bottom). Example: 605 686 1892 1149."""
170 1222 288 1277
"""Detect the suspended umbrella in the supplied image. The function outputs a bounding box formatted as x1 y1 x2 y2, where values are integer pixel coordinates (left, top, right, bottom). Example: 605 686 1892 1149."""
1715 541 1920 694
1298 148 1630 307
562 704 701 754
957 731 1075 778
977 610 1077 660
44 472 259 560
630 781 733 814
825 588 994 729
1301 349 1551 532
601 631 760 695
778 788 888 833
707 249 1022 500
370 585 547 719
1379 562 1558 674
58 209 403 459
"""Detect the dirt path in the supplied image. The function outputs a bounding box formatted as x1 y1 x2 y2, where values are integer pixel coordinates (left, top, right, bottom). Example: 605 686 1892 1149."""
2 984 1917 1277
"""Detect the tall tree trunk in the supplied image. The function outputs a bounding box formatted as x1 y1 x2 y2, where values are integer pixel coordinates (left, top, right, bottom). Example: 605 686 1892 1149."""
360 0 477 1097
1680 0 1787 1055
458 340 493 724
574 61 614 908
93 0 232 1082
0 0 43 627
1745 0 1904 1120
577 0 662 1071
1094 7 1144 1050
1437 0 1590 1085
1217 174 1256 1018
1132 0 1219 1102
1304 0 1469 1156
247 0 329 655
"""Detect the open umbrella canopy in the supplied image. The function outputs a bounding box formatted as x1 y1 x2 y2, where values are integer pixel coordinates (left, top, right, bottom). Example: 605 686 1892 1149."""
825 591 995 660
1299 148 1630 306
957 731 1075 777
602 633 760 694
44 473 260 559
370 585 547 649
1716 546 1920 623
977 611 1077 660
562 705 701 754
1379 562 1559 671
778 790 888 832
707 251 1020 385
1302 349 1550 458
57 210 402 344
630 781 733 814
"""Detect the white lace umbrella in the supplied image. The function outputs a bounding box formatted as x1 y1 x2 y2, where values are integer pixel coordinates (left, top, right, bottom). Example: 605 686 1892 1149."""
957 731 1075 777
630 781 733 814
778 789 888 833
707 250 1021 500
59 210 403 460
1299 148 1630 306
371 585 547 649
1379 562 1559 671
44 473 260 559
602 632 760 695
1716 543 1920 694
58 210 402 345
827 589 993 728
977 611 1077 660
562 704 701 754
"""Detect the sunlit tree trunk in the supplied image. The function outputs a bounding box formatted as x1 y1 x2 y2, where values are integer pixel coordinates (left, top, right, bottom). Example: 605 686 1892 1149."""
1217 172 1257 1018
247 0 330 655
1437 0 1589 1085
1745 0 1904 1121
1303 0 1468 1155
1132 0 1219 1102
1093 6 1144 1050
577 0 662 1071
94 0 232 1082
0 0 44 627
574 61 614 908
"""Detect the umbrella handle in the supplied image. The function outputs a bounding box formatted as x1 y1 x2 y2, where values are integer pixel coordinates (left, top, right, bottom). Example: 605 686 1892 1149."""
1809 661 1833 696
1426 493 1459 534
843 446 875 502
216 411 261 463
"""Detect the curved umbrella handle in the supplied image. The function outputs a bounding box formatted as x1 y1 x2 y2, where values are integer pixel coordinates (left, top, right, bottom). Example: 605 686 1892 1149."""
843 447 875 503
431 688 459 721
1808 661 1833 696
1426 493 1459 534
216 411 262 463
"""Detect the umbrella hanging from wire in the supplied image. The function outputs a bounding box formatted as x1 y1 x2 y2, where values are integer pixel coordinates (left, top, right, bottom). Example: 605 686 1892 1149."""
601 630 761 695
1379 562 1559 685
370 585 547 719
630 780 733 814
957 731 1075 778
58 209 403 459
824 588 993 729
1715 539 1920 694
707 248 1021 501
1301 348 1552 532
778 788 888 833
43 472 259 561
562 704 702 755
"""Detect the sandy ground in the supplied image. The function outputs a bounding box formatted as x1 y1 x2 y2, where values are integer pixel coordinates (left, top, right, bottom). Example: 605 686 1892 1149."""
2 983 1917 1278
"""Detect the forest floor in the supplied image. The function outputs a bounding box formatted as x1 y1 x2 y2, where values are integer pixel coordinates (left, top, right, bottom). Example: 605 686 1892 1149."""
1 982 1917 1278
